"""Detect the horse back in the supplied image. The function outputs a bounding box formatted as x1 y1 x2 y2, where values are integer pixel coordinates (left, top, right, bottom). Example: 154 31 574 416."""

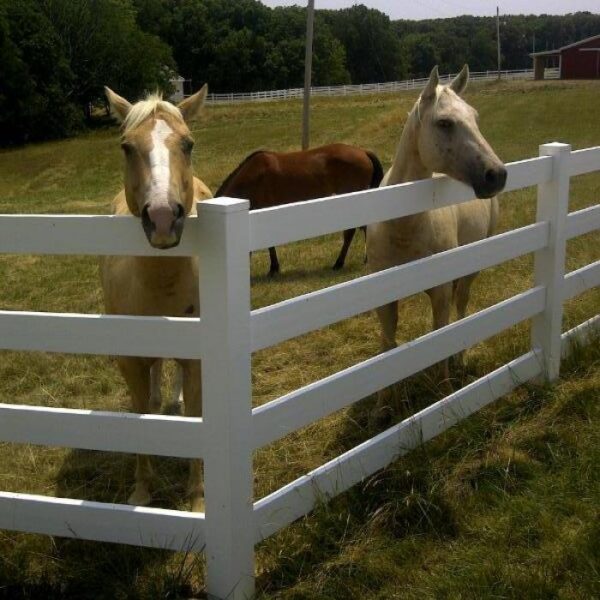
217 143 379 209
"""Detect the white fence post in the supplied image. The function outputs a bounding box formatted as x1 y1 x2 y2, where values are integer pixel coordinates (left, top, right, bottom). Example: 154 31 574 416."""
197 198 254 600
531 142 571 381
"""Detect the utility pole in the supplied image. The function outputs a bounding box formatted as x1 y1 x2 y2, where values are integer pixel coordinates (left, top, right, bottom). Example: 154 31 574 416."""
302 0 315 150
496 6 501 79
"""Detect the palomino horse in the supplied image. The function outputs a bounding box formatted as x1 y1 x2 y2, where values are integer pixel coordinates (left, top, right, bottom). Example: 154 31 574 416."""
216 143 383 276
101 85 212 511
367 65 507 386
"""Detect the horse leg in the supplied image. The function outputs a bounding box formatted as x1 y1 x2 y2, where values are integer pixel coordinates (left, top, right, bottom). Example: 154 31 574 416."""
374 301 399 420
268 247 280 276
149 359 163 413
170 361 184 414
180 359 203 512
452 273 477 368
361 226 367 264
426 283 453 391
376 301 399 352
333 229 356 270
118 356 154 506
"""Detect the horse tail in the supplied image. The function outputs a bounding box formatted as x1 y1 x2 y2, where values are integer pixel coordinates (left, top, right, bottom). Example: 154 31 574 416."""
366 151 384 189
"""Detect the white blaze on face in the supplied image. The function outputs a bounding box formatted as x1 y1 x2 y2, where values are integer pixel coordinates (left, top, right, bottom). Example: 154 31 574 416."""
148 119 173 206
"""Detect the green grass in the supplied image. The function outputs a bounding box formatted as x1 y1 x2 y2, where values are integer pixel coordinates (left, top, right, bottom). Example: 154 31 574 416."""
0 79 598 599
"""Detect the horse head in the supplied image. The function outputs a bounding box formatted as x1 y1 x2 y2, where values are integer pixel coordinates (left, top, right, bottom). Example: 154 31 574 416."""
416 65 507 198
105 85 208 249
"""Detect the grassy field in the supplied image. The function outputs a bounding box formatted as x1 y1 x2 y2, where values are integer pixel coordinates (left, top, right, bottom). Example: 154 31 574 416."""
0 79 598 599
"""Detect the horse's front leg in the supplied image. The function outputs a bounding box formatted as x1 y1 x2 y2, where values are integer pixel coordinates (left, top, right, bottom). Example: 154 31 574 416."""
374 301 399 421
376 301 398 352
426 283 453 391
149 359 163 413
117 356 155 506
180 359 203 512
452 273 478 369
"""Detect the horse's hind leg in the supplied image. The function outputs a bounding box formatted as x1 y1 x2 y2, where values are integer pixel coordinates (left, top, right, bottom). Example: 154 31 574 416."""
426 283 453 391
268 247 280 276
180 359 203 512
118 356 154 506
452 273 477 368
333 229 356 270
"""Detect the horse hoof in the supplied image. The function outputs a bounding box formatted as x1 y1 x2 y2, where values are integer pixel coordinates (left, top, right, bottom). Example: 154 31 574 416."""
128 488 152 507
332 262 343 271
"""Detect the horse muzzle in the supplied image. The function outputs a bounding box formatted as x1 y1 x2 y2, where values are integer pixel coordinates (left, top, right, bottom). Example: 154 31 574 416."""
472 165 507 199
141 202 185 249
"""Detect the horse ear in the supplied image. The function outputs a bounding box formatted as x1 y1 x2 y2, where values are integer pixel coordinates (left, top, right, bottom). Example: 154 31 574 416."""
449 64 469 96
421 65 439 102
178 84 208 123
104 87 132 123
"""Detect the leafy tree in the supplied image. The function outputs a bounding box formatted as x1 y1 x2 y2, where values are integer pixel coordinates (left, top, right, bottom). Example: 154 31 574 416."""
45 0 175 106
3 0 600 146
324 4 407 83
0 0 175 145
0 0 80 144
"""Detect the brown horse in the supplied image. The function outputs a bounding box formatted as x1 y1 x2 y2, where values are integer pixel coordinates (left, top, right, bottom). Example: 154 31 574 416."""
216 143 384 276
101 86 212 511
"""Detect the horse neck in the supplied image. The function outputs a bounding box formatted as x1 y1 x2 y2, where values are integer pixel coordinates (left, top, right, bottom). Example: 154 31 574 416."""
387 105 432 185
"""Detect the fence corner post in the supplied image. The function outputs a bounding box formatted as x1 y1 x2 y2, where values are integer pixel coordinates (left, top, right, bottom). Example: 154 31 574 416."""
197 197 255 600
531 142 571 382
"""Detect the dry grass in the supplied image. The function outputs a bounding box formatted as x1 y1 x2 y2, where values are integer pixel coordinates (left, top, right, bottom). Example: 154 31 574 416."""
0 79 598 599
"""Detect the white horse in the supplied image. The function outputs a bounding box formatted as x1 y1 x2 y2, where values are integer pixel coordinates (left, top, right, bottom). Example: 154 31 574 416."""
367 65 507 385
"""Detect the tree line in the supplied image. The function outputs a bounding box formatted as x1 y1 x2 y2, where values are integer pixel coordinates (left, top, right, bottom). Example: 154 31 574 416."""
1 0 598 145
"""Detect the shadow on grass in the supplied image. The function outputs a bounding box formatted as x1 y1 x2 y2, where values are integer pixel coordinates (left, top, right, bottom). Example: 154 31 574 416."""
0 450 206 599
251 260 360 286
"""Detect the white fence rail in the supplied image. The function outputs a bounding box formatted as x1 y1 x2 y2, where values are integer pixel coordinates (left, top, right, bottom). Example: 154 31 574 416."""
205 68 560 104
0 142 598 599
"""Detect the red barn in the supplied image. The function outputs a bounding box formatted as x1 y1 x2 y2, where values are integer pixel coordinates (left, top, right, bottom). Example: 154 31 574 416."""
531 34 600 80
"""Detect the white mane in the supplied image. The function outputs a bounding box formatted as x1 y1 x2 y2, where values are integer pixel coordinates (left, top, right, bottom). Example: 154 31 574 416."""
123 93 182 133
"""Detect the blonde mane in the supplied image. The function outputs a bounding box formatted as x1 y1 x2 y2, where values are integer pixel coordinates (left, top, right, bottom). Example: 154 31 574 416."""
123 93 183 133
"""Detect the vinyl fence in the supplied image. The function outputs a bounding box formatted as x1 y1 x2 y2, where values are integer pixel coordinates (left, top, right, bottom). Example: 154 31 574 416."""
0 142 598 599
205 68 560 104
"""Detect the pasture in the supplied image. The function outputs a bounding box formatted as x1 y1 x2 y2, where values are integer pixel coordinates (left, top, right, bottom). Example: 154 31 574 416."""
0 79 598 599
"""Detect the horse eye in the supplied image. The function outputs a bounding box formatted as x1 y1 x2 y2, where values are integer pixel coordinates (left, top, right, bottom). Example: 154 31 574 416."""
182 138 194 154
437 119 454 130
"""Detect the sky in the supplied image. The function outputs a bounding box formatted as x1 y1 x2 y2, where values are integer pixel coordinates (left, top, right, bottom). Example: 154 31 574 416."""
261 1 599 20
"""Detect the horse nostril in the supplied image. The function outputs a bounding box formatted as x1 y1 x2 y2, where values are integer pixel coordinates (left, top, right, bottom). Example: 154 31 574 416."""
174 203 185 220
141 204 154 231
484 167 507 191
484 169 498 186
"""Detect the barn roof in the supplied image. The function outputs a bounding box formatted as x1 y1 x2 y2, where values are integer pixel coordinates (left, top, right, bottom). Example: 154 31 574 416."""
530 33 600 57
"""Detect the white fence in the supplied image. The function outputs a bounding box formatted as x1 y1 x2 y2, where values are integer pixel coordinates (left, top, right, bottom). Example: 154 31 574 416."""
205 68 560 104
0 142 599 599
